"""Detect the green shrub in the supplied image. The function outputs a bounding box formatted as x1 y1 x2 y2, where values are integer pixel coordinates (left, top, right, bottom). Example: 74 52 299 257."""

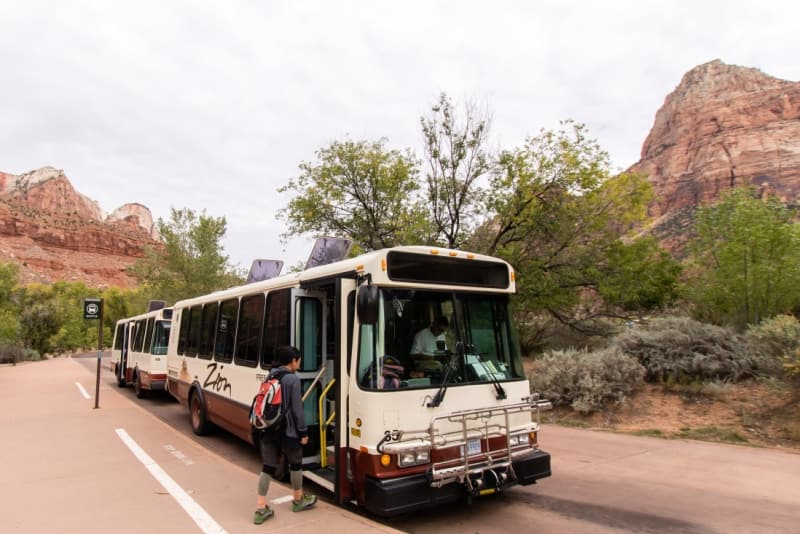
615 316 772 382
0 342 42 364
746 315 800 369
528 345 645 414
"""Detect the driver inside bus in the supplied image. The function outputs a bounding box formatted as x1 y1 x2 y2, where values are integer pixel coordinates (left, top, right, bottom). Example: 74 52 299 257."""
410 316 449 374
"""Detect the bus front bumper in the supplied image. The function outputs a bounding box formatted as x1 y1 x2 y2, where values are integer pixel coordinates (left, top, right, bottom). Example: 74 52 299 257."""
363 449 551 517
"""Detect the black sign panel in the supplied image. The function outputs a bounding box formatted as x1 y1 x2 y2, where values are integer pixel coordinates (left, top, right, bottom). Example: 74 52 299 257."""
83 298 103 320
246 259 284 284
305 236 352 270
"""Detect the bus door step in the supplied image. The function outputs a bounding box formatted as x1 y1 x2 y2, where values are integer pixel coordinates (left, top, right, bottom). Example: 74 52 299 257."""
305 467 335 492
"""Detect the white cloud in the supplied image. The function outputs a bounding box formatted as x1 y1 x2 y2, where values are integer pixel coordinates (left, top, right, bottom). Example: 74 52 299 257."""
1 0 798 269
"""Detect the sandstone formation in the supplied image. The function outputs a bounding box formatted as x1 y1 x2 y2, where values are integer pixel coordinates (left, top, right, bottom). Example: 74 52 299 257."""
0 167 161 288
108 203 160 241
628 60 800 251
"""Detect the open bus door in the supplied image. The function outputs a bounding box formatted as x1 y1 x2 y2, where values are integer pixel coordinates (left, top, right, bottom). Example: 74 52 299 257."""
117 323 131 387
291 287 338 494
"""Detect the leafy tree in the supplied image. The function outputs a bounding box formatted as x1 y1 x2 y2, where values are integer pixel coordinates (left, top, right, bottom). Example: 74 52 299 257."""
279 138 431 251
0 263 20 341
19 303 59 354
421 93 491 248
476 121 679 329
131 207 244 304
599 237 682 311
48 281 95 352
686 187 800 327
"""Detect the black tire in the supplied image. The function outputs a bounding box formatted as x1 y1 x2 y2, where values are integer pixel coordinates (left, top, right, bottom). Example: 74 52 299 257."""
190 390 209 435
134 373 147 399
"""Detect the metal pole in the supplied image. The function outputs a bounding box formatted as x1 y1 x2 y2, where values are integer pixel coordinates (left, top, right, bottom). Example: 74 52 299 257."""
94 299 104 409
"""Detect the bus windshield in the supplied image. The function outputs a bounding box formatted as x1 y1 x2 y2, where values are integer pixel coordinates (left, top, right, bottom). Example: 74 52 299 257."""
357 289 525 391
151 320 171 355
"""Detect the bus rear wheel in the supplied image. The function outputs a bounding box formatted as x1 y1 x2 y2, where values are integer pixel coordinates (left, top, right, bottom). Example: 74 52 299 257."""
134 373 147 399
190 391 209 435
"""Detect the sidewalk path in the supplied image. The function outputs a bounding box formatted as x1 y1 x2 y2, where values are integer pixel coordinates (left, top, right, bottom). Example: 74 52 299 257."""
0 357 402 533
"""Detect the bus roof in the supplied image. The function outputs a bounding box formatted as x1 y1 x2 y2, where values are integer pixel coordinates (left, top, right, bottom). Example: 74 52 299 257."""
173 246 516 309
114 307 173 325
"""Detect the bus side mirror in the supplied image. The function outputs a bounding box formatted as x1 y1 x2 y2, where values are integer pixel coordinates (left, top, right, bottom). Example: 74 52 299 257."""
357 285 379 325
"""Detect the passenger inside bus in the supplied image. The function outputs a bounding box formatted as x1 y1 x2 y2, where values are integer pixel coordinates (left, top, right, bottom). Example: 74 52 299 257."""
409 316 449 376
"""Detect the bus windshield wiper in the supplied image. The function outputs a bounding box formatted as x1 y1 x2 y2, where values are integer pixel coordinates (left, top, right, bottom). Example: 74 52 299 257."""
427 342 462 408
474 352 507 400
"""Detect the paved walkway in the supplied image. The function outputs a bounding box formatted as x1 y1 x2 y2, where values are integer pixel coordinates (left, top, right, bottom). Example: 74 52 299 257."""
0 357 401 533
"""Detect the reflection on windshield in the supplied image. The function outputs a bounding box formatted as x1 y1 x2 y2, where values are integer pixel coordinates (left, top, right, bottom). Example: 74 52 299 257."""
152 321 171 355
357 289 524 390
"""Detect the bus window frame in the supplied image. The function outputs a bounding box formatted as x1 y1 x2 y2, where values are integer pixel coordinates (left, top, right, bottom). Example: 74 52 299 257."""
234 293 265 368
261 289 291 369
214 298 239 363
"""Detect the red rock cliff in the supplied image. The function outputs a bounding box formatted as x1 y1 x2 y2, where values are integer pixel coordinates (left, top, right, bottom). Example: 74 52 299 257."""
0 167 161 288
628 60 800 250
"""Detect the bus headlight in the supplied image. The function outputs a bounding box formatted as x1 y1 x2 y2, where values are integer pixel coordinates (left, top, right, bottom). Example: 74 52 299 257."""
509 432 531 447
397 449 431 467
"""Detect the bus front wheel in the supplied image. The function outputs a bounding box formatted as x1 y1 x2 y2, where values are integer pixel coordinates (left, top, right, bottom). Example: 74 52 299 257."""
190 391 209 435
116 366 126 388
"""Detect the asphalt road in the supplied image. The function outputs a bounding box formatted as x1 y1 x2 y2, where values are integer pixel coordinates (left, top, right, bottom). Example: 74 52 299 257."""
75 353 800 534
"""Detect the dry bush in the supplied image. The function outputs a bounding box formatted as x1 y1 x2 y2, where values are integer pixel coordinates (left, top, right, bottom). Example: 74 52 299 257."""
746 315 800 380
0 342 41 364
528 346 645 414
614 316 772 383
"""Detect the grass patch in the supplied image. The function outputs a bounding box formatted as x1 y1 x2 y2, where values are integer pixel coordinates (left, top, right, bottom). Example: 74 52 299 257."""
549 417 589 428
676 426 748 445
631 428 664 437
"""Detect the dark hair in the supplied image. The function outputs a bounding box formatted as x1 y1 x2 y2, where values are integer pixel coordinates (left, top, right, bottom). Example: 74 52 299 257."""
276 345 301 365
434 316 449 328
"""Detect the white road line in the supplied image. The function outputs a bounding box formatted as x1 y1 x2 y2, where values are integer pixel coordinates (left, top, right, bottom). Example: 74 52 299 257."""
115 428 227 534
74 382 90 399
272 495 294 505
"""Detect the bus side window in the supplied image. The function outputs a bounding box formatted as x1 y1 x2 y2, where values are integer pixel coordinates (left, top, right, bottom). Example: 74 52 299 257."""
198 302 218 360
261 289 290 369
145 317 155 353
133 319 146 352
234 294 264 367
185 305 201 357
214 298 238 363
178 309 189 355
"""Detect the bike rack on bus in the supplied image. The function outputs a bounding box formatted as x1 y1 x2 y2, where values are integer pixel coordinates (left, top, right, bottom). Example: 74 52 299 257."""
382 395 552 492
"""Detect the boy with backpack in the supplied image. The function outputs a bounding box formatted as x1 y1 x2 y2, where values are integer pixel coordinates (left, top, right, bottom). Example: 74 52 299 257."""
253 345 317 524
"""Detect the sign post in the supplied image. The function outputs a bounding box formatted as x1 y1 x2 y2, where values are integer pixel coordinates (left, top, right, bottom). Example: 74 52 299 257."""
83 298 103 409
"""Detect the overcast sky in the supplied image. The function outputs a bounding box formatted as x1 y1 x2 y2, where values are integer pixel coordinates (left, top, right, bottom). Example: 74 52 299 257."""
2 1 798 272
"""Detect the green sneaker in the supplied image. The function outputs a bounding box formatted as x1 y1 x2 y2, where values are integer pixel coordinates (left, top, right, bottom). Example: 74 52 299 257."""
253 506 274 524
292 493 317 512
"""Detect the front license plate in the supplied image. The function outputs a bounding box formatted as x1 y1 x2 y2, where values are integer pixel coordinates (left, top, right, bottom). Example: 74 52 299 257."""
467 438 481 455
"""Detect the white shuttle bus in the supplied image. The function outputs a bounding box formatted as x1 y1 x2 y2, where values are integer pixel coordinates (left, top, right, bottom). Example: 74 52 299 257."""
110 307 173 398
166 246 551 516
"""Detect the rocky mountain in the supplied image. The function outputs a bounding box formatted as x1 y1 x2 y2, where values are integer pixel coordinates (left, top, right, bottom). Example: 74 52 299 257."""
628 60 800 251
0 167 161 288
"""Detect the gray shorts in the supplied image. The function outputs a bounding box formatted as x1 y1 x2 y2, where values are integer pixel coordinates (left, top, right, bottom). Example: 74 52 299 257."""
259 430 303 467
